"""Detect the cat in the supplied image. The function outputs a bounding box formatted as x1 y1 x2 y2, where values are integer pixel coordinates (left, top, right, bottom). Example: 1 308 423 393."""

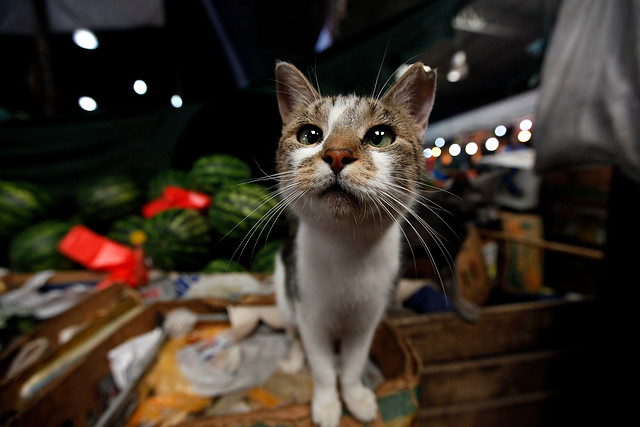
272 61 436 427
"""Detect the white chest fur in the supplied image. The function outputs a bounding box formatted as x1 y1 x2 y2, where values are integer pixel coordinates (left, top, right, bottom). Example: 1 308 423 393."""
294 221 400 333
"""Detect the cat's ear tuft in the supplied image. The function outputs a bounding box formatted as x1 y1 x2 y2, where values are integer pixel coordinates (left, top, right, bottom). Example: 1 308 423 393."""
275 62 320 125
382 62 437 140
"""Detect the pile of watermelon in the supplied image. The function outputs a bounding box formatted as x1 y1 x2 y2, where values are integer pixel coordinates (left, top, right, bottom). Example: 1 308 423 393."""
0 153 285 274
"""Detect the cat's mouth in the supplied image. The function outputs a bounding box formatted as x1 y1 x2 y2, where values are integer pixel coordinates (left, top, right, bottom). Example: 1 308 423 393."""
319 183 359 205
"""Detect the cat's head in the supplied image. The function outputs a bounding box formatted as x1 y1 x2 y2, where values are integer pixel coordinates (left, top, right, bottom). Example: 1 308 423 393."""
275 62 436 228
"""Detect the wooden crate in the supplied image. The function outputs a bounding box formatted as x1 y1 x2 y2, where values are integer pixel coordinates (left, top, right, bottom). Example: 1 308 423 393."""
389 297 595 426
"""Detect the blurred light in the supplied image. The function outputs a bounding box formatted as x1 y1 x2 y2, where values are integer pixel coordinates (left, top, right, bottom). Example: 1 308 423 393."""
494 125 507 137
423 148 432 158
519 119 533 131
465 142 478 155
171 95 183 108
518 130 532 142
78 96 97 111
431 147 442 157
447 70 462 83
133 80 147 95
435 137 445 147
72 28 98 50
449 143 461 156
485 137 499 151
447 50 469 83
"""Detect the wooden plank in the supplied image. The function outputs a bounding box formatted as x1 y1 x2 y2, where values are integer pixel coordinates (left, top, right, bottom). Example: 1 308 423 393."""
418 391 555 427
478 228 604 260
390 298 595 364
420 349 576 407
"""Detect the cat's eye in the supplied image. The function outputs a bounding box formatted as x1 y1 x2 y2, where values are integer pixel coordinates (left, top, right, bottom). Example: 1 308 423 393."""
297 125 323 145
365 126 395 148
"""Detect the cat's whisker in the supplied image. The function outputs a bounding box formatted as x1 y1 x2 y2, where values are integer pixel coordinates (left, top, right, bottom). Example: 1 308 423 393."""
384 180 462 245
275 84 316 108
371 37 391 99
370 195 420 278
231 186 308 265
376 190 456 300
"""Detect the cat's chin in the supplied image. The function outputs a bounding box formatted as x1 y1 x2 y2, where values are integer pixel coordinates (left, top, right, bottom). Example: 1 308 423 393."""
319 184 359 206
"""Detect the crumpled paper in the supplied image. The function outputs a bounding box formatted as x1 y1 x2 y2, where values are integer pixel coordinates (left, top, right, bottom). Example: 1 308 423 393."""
0 270 92 319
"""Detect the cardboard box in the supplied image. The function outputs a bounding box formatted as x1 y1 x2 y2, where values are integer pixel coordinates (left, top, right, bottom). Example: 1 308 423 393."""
0 284 142 422
7 299 420 427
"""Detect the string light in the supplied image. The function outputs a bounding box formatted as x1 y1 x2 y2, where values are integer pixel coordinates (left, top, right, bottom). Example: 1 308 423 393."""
465 142 478 155
449 143 461 156
494 125 507 137
485 137 499 151
519 119 533 131
434 137 445 147
423 148 432 158
518 130 532 142
431 147 442 157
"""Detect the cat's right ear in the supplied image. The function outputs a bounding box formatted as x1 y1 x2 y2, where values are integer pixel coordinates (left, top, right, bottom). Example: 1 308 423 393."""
275 61 320 124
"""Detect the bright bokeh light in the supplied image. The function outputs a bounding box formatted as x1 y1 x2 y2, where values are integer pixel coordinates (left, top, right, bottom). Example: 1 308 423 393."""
78 96 97 111
423 148 432 158
518 130 532 142
465 142 478 155
519 119 533 131
434 137 445 147
431 147 442 157
447 70 462 83
133 80 148 95
494 125 507 137
485 137 499 151
171 95 183 108
449 143 461 156
72 28 98 50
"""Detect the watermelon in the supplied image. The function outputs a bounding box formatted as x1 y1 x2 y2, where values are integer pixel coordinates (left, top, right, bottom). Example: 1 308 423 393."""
143 208 212 272
189 154 251 194
146 169 190 200
76 175 141 229
202 258 247 273
251 239 283 273
209 183 278 239
9 220 75 272
0 180 54 239
107 215 146 246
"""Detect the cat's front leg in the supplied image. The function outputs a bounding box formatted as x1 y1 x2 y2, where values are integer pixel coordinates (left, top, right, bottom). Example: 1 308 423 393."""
339 324 379 422
298 320 342 427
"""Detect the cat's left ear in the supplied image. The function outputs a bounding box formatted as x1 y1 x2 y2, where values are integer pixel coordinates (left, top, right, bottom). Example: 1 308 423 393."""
382 63 437 140
275 61 320 125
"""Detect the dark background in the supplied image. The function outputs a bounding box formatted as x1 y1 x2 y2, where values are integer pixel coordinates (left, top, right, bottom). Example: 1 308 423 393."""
0 0 561 196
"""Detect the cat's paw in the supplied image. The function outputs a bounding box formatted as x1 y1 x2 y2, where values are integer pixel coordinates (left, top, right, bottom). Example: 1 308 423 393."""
278 355 304 375
342 384 378 422
278 341 305 374
311 392 342 427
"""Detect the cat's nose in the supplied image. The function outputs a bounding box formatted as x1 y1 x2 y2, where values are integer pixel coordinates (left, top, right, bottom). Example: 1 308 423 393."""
323 149 356 174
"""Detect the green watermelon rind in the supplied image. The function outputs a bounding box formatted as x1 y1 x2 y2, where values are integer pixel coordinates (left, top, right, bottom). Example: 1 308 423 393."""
75 175 141 226
107 215 146 246
189 154 252 194
0 180 54 239
202 258 248 273
9 220 75 272
146 169 190 200
250 239 283 273
209 183 277 239
143 208 212 272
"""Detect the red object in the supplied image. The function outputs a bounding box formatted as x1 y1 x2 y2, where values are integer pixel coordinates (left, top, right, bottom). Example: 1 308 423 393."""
142 186 211 218
58 225 148 289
